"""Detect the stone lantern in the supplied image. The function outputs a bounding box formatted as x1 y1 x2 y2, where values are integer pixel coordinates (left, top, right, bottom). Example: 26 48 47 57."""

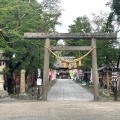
0 50 8 97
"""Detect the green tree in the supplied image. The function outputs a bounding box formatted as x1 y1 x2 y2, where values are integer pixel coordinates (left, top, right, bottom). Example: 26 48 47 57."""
67 13 118 70
107 0 120 32
41 0 61 14
0 0 61 93
90 12 118 67
112 0 120 26
68 16 92 33
66 16 92 70
91 11 114 32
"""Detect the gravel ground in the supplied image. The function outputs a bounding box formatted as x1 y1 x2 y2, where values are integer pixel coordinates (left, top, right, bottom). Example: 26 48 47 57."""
0 101 120 120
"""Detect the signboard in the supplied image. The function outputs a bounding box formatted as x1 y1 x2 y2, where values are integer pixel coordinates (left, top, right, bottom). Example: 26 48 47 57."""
37 78 42 85
111 72 118 82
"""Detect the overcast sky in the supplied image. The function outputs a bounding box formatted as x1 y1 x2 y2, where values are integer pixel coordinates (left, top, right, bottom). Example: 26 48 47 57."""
37 0 111 32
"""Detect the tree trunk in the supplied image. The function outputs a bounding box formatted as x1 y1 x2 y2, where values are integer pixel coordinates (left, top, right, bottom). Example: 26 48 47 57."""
16 0 21 29
7 68 14 94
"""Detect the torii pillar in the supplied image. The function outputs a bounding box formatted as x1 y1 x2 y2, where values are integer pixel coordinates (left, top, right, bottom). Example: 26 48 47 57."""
42 38 50 100
91 38 99 100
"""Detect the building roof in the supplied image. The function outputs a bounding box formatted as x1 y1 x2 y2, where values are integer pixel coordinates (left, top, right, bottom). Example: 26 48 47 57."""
98 63 120 71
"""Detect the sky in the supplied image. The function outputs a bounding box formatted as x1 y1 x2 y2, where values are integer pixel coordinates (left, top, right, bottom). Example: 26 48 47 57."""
37 0 111 33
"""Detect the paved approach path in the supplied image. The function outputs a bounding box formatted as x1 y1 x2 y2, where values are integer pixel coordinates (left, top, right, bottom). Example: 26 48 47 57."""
47 79 93 101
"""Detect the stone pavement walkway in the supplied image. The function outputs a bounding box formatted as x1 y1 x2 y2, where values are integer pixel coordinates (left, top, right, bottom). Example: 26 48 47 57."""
47 79 93 101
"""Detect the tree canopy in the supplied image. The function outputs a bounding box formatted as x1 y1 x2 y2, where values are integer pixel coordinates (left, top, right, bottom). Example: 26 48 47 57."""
0 0 62 93
66 13 119 70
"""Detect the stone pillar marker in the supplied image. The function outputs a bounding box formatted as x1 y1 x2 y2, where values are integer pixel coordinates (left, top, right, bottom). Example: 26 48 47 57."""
0 63 5 91
20 69 26 94
0 50 8 97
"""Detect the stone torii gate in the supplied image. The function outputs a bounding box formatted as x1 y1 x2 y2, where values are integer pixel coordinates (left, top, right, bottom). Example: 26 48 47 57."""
24 32 117 101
